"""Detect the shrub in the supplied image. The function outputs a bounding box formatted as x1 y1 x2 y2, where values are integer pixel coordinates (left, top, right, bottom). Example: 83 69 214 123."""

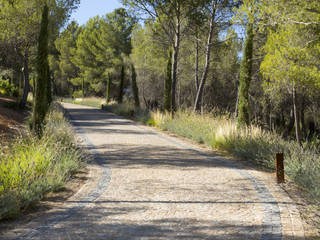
0 79 18 97
0 103 84 219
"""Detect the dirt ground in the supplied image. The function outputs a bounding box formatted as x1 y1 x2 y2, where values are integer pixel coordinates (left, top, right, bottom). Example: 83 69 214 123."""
0 96 27 140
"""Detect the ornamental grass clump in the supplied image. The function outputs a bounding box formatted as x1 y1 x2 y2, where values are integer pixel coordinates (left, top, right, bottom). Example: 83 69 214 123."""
0 103 84 220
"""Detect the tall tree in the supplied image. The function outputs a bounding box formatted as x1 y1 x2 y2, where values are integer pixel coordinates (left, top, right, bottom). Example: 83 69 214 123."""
106 73 111 104
118 65 125 103
33 4 50 137
131 64 140 107
259 0 320 143
164 50 172 112
130 23 168 107
0 0 80 108
53 21 80 95
235 0 256 126
124 0 198 112
237 22 253 126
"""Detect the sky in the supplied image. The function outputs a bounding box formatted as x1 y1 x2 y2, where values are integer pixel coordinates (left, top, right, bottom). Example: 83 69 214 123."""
69 0 123 26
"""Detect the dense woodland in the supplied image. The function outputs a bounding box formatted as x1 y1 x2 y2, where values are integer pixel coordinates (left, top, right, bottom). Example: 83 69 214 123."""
1 0 320 144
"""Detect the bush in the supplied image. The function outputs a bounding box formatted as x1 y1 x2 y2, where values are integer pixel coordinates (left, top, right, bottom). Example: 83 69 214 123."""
0 103 84 219
0 79 18 97
72 90 83 98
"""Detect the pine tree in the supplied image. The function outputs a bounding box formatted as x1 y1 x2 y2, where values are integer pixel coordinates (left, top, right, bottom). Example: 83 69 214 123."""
32 4 50 137
164 50 172 112
237 22 253 126
118 65 125 103
131 64 140 108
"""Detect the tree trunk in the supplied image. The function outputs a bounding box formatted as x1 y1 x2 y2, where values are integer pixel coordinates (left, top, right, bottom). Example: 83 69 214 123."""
164 50 172 111
234 88 239 118
195 35 199 92
82 78 85 98
19 51 29 109
292 86 301 144
282 108 294 138
300 95 306 138
106 73 111 104
193 2 216 112
47 65 52 105
170 2 181 113
118 65 125 104
131 64 140 108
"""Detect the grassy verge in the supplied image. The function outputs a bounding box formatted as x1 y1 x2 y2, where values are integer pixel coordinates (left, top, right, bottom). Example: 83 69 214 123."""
0 103 84 220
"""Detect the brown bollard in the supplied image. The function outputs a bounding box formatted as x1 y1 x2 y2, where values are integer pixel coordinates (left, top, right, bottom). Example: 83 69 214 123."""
130 110 134 120
275 153 285 184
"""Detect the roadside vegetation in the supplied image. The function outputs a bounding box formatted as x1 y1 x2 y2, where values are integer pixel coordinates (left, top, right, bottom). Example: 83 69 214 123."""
0 103 84 220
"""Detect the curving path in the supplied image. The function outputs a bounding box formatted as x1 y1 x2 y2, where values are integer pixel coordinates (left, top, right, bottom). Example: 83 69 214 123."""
4 103 306 240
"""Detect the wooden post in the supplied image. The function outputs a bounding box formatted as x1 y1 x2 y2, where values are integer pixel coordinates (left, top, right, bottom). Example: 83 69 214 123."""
275 153 284 183
130 110 134 120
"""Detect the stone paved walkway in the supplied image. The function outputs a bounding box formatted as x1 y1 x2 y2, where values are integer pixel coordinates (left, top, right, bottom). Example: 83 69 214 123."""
3 103 306 240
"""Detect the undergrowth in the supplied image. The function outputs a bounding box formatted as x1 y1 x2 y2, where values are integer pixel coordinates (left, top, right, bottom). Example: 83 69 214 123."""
0 103 84 220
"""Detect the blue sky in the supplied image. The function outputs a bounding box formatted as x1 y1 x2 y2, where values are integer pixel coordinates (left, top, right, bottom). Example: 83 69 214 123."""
70 0 123 26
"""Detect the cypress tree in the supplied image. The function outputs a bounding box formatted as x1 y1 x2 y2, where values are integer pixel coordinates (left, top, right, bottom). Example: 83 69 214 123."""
164 50 172 112
32 4 50 137
47 65 52 104
118 65 125 103
106 73 111 104
131 64 140 108
237 22 253 127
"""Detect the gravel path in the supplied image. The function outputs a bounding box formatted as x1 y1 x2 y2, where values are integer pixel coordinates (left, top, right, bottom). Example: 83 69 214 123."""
3 103 306 240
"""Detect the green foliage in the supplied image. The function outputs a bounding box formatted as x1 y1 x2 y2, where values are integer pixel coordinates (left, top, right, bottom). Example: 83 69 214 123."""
164 50 172 112
131 64 140 107
53 21 80 96
32 4 50 137
0 79 18 97
237 22 254 126
67 8 135 97
0 103 84 220
72 90 83 98
261 24 320 89
130 23 168 104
